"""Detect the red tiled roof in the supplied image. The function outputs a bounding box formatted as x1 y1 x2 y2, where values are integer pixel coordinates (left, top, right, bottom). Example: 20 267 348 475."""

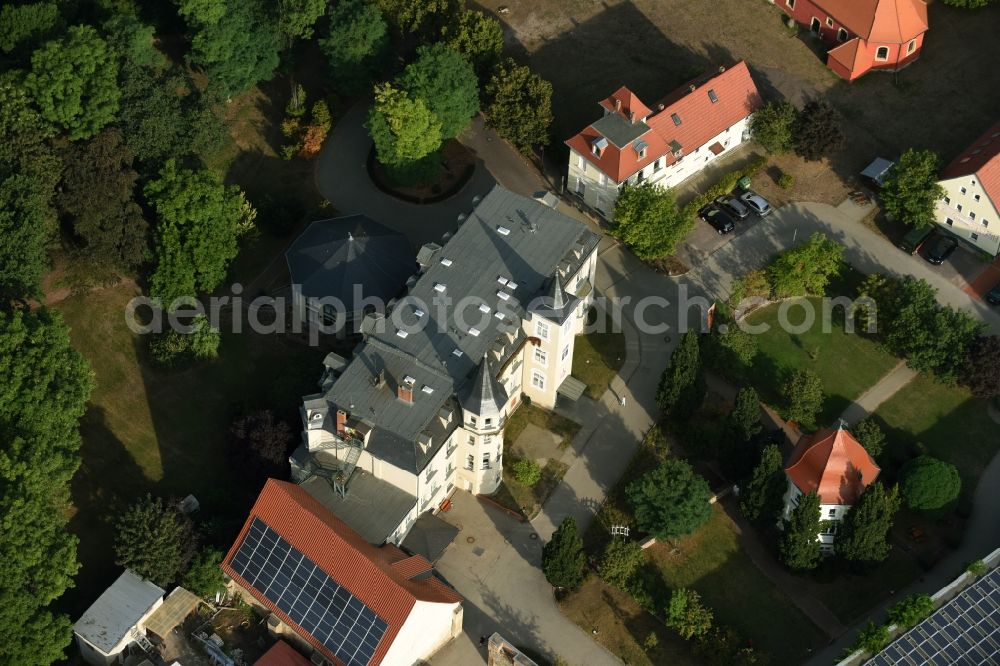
785 428 880 505
827 38 870 79
599 86 652 122
565 61 762 184
827 0 928 44
255 640 313 666
390 554 434 579
941 120 1000 208
222 480 461 666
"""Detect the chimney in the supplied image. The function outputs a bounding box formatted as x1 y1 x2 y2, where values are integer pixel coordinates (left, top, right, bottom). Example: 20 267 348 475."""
688 83 696 92
718 65 726 74
629 110 635 123
615 98 622 111
373 368 385 388
397 376 415 404
336 409 347 435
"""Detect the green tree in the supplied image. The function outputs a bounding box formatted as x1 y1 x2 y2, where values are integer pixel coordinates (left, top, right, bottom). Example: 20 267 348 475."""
887 594 934 628
178 0 281 97
782 369 824 428
25 25 121 140
442 9 503 79
837 482 900 563
666 588 713 640
712 323 758 368
183 549 228 598
542 517 586 589
398 42 479 140
779 490 821 570
851 621 890 654
612 182 692 260
881 149 946 229
144 160 250 305
102 12 164 70
901 455 961 511
656 330 706 419
0 309 94 665
58 128 148 273
366 83 443 184
767 232 844 298
228 409 293 479
940 0 996 8
852 417 886 459
794 100 844 161
960 336 1000 398
740 444 786 523
512 459 542 486
320 0 388 90
750 101 798 154
599 539 644 590
0 1 60 54
115 494 197 586
278 0 326 39
377 0 459 35
117 63 197 167
728 387 763 442
485 58 554 154
627 459 712 540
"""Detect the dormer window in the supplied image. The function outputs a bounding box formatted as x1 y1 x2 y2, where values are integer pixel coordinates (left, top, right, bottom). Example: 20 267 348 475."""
592 136 608 156
707 89 718 103
634 139 648 160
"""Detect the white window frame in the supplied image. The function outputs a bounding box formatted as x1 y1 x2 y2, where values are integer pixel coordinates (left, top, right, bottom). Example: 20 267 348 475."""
531 371 545 390
561 345 570 361
535 320 550 340
534 347 548 367
875 46 890 61
837 27 848 42
907 39 916 54
482 452 491 470
825 17 833 27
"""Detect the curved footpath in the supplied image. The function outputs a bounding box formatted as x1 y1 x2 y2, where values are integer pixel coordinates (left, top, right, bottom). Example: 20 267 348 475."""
315 106 1000 665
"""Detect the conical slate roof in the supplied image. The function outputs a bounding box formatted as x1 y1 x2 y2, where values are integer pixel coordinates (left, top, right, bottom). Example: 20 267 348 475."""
547 274 567 311
285 215 416 310
459 354 508 415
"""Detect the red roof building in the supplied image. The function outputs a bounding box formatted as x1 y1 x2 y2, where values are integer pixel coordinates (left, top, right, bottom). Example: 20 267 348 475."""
785 427 880 505
222 480 462 666
778 0 929 81
255 640 314 666
564 62 762 217
935 121 1000 256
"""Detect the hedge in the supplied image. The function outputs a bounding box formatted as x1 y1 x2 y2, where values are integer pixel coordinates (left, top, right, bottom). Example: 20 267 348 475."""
681 156 769 221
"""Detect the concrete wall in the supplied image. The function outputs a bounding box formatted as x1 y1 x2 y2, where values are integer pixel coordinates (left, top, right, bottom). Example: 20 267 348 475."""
936 177 1000 256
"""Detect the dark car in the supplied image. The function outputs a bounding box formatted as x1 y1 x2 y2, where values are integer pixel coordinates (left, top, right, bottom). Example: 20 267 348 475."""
699 204 736 235
986 281 1000 305
923 235 958 265
716 195 751 220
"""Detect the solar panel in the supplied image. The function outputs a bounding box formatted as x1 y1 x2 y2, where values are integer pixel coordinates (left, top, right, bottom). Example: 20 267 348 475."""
230 518 388 666
870 567 1000 665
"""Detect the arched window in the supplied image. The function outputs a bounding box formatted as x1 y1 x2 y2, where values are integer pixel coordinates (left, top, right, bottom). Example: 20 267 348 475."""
876 46 890 61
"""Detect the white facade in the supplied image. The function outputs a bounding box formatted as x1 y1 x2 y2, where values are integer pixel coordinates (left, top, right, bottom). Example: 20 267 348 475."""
567 116 753 218
74 570 165 666
935 176 1000 256
781 482 851 554
379 600 463 666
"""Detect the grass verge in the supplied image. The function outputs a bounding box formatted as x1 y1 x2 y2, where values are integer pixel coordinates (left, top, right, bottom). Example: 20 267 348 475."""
571 312 626 400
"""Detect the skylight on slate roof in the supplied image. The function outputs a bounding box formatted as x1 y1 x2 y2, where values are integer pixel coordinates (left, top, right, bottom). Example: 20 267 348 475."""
469 327 480 337
497 291 510 301
413 308 425 318
433 283 446 292
421 385 434 394
497 276 508 285
478 303 490 313
396 329 409 339
439 257 452 267
451 348 463 358
497 226 511 236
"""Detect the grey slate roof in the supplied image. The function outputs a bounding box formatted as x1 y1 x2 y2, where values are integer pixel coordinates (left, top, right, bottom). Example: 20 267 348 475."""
459 355 508 415
315 186 600 473
285 215 416 308
592 113 651 149
400 512 459 562
300 470 417 545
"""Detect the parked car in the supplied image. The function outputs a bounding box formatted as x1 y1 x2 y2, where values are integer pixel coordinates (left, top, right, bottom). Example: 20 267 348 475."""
740 190 772 216
923 235 958 265
899 225 934 255
699 204 736 235
986 281 1000 305
716 195 750 220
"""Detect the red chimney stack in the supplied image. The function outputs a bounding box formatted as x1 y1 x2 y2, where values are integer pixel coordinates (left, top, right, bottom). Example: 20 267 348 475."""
336 409 347 435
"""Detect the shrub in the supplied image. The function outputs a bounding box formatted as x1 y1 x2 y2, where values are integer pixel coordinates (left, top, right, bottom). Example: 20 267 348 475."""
851 621 890 654
666 588 713 640
599 539 645 590
183 549 227 598
512 459 542 486
147 315 220 368
967 559 986 576
778 173 794 189
852 417 886 459
542 517 585 589
750 101 797 154
115 494 197 586
887 594 934 628
228 409 294 480
901 455 961 511
681 157 768 222
782 369 824 428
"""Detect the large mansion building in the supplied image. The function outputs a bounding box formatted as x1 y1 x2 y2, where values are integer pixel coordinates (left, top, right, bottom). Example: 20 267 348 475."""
936 121 1000 257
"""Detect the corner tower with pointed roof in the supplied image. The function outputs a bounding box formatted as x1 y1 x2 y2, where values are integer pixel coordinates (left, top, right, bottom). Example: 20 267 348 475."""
458 355 510 495
780 425 881 554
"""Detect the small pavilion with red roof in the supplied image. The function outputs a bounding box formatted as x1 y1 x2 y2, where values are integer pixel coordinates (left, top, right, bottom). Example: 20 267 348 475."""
781 426 881 553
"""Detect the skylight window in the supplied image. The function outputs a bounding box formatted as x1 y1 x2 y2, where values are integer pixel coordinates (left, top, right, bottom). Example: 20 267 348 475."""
396 329 409 338
403 375 415 385
497 226 511 236
671 113 682 126
507 281 518 290
708 89 718 103
497 276 509 285
452 348 463 358
433 283 447 292
413 308 425 318
469 327 481 337
494 311 505 320
421 385 434 394
497 291 511 301
479 303 490 313
439 257 453 267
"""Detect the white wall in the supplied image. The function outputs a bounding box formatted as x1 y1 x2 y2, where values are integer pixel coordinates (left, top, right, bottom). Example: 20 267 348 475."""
781 479 852 553
380 601 463 666
936 177 1000 256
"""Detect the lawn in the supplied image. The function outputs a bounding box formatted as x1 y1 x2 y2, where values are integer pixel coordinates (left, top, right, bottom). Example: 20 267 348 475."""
56 283 328 616
871 374 1000 493
743 297 899 425
571 312 626 400
504 403 580 451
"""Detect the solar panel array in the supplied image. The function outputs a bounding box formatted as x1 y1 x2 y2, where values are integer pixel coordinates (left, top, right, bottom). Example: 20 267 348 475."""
229 518 388 666
869 567 999 666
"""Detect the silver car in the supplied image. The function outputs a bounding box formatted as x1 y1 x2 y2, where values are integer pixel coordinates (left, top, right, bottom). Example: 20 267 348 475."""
740 191 772 216
717 196 750 220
